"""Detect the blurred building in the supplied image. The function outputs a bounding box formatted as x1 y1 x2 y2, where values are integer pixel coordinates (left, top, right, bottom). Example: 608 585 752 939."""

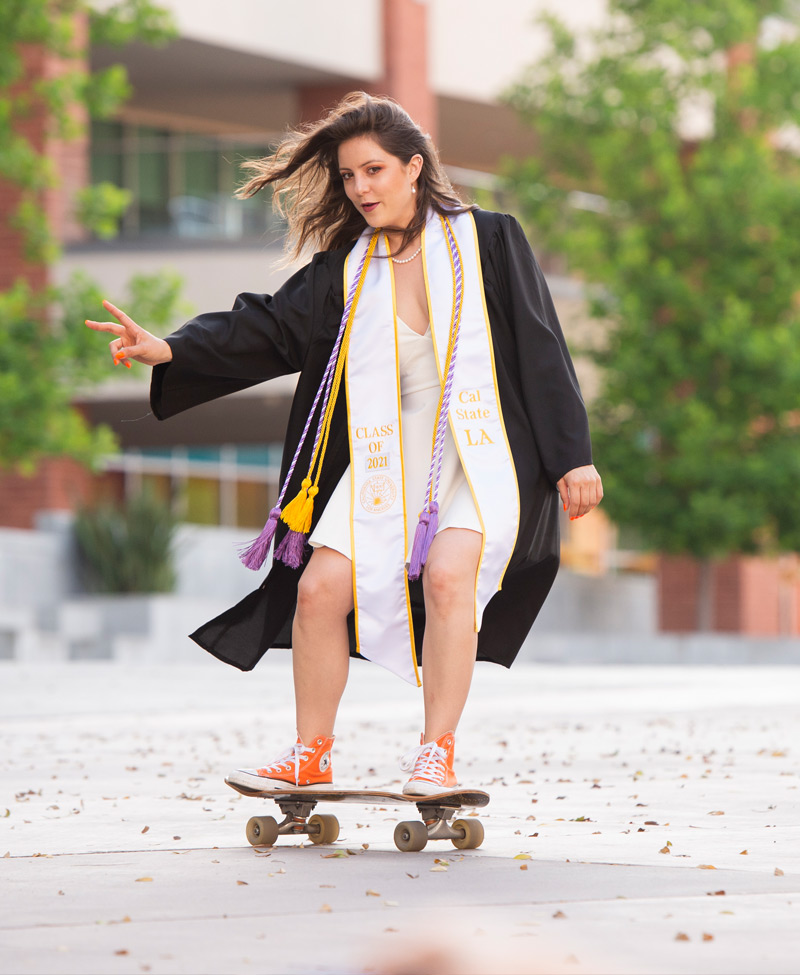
2 0 608 549
5 0 795 640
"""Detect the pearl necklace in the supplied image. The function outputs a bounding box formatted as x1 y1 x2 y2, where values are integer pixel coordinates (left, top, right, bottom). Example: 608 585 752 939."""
390 245 422 265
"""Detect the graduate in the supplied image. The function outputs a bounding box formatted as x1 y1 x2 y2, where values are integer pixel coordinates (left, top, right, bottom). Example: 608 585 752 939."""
86 92 603 796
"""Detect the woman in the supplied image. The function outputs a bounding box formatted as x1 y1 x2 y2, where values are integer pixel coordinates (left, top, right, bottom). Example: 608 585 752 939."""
86 92 602 797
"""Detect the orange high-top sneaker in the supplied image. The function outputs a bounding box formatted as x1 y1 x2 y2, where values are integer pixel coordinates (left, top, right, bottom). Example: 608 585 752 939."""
400 731 458 796
226 734 334 792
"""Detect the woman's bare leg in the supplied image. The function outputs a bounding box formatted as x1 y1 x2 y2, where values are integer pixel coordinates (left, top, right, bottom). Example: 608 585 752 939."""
420 528 483 741
292 546 354 742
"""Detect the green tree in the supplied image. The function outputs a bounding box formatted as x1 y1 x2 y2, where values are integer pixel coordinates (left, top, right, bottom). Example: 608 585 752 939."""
505 1 800 565
0 0 178 470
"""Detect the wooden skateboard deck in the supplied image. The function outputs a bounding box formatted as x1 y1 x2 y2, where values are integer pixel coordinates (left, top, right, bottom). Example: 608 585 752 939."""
225 779 490 852
225 780 489 806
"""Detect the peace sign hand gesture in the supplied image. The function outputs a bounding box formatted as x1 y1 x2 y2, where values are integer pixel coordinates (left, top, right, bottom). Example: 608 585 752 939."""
85 299 173 368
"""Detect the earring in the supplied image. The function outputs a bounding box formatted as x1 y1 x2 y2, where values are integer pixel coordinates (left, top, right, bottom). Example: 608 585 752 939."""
412 185 416 194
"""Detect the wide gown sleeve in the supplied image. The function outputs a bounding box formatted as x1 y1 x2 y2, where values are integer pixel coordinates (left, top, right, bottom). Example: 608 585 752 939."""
150 259 320 420
490 213 593 485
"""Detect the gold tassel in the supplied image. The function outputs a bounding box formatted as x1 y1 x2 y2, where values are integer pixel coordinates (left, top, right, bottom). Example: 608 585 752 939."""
280 477 312 532
294 484 318 534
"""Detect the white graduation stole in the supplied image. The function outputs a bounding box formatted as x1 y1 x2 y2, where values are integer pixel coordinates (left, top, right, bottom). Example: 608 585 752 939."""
343 211 520 684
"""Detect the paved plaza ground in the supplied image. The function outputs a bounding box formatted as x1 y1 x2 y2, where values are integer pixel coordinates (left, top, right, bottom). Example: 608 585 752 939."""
1 658 799 974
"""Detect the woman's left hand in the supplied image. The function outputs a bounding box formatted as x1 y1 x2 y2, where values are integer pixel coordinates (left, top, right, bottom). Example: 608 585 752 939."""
557 465 603 520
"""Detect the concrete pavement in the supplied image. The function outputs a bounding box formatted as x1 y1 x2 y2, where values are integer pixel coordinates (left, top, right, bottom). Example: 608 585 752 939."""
2 659 799 974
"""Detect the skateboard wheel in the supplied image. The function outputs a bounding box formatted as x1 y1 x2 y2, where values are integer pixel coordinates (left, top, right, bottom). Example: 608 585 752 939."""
246 815 279 847
394 820 428 852
308 813 340 845
451 818 484 850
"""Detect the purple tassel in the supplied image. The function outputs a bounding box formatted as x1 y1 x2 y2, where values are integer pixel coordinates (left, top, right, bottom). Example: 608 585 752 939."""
239 506 281 570
407 501 439 580
274 529 308 569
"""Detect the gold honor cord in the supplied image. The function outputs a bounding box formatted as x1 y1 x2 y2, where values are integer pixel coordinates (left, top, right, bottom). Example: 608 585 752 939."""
280 231 381 536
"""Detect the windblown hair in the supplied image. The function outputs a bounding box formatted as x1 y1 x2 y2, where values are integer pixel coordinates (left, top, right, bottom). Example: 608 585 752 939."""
237 91 476 258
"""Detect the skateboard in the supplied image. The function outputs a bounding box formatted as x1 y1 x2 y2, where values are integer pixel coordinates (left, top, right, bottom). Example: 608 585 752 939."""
225 779 490 852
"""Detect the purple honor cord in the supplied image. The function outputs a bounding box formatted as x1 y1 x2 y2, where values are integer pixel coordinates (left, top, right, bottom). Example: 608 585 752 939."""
239 240 373 570
408 217 464 580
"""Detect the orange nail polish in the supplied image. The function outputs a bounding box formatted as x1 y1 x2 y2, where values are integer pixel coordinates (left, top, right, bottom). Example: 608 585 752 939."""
124 360 132 369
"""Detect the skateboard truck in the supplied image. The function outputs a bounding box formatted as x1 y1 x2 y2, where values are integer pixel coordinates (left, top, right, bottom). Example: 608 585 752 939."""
239 790 487 852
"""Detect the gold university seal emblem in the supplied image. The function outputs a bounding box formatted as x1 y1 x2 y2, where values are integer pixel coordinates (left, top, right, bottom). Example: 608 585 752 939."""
359 474 397 514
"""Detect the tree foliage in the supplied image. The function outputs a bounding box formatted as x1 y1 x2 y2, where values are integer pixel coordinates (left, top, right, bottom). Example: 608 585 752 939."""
506 0 800 558
0 1 178 471
0 271 186 472
0 0 175 262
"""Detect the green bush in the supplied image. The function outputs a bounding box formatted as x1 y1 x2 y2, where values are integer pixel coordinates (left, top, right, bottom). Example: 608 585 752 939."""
74 491 177 594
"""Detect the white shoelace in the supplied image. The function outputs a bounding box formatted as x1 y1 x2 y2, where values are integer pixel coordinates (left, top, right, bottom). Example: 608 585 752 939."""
258 742 313 785
399 742 448 783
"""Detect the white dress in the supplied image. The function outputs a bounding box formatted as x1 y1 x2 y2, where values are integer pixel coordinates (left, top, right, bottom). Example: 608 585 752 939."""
309 319 481 560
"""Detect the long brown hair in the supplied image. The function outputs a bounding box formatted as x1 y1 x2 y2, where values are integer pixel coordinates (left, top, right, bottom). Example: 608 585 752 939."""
237 91 475 258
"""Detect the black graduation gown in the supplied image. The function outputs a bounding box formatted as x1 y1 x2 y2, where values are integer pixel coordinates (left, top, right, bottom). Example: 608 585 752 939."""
150 209 593 672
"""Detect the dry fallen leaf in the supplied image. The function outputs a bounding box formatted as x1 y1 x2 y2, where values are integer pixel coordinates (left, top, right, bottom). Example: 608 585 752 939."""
675 933 690 942
514 853 532 860
659 846 671 855
320 904 332 913
430 865 447 872
708 810 725 816
520 864 528 871
775 867 785 876
740 849 748 855
702 933 714 942
366 889 380 897
698 865 717 870
135 877 153 883
552 910 566 919
115 950 129 956
237 880 248 886
406 873 418 879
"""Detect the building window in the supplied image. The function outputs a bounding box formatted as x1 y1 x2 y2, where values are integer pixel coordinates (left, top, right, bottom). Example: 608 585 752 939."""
104 444 282 528
90 122 283 241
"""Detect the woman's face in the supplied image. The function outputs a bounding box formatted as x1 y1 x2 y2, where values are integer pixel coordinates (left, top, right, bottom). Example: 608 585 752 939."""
338 135 422 233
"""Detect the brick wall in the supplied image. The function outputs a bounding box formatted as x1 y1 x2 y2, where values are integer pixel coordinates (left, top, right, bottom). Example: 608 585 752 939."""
0 15 88 292
659 554 800 636
0 458 94 529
